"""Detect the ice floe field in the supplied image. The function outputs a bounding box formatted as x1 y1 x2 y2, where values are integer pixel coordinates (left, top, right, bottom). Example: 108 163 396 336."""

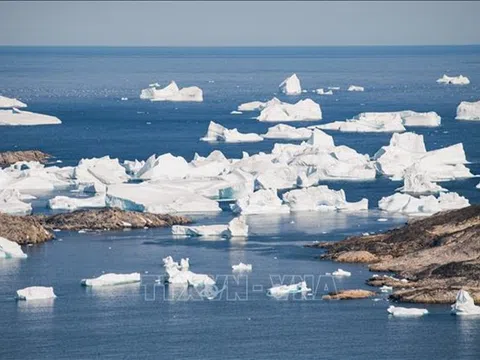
1 46 480 359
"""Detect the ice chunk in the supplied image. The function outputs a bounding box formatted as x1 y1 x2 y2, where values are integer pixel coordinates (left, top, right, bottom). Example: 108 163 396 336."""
378 192 470 215
232 263 252 272
262 124 312 140
257 99 322 122
136 153 190 180
267 281 311 297
347 85 364 92
140 81 203 102
279 74 302 95
237 98 283 112
74 156 129 192
227 216 249 237
122 159 145 176
317 112 405 133
172 216 248 238
231 189 290 215
315 88 333 95
0 95 27 108
0 189 32 215
397 163 447 194
399 110 441 127
332 269 352 277
230 110 243 115
380 285 393 293
48 194 106 211
201 121 263 143
451 289 480 315
456 100 480 121
0 236 27 259
81 273 141 287
387 306 428 317
16 286 56 300
163 256 215 287
282 186 368 212
436 74 470 85
0 108 61 126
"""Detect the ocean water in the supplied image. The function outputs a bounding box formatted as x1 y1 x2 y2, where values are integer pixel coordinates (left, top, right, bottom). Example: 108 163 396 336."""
1 46 480 359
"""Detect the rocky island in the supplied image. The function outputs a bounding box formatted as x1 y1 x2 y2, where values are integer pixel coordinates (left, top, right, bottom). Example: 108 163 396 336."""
0 150 51 167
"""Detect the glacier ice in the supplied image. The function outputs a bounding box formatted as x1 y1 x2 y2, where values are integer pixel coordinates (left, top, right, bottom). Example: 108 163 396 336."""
279 74 302 95
0 236 27 259
451 289 480 316
0 108 61 126
140 81 203 102
16 286 56 300
0 189 32 215
231 189 290 215
436 74 470 85
347 85 364 92
201 121 263 143
387 306 428 317
257 99 322 122
0 95 27 108
456 100 480 121
74 156 129 192
81 273 141 287
262 124 312 140
267 281 311 297
48 194 106 211
232 262 252 272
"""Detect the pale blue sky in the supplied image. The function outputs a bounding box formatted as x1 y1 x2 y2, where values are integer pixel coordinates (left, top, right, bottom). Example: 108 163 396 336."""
0 1 479 46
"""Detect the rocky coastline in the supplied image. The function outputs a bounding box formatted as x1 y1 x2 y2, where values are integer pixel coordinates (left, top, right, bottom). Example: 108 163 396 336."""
0 150 51 168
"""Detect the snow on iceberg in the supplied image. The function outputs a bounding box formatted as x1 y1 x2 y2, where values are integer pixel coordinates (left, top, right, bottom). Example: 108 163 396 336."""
232 262 252 272
16 286 56 300
163 256 215 287
48 194 106 211
262 124 312 140
347 85 364 92
279 74 302 95
0 95 27 108
451 289 480 316
0 189 32 215
122 159 145 176
81 273 141 287
140 81 203 102
135 153 190 181
172 216 248 238
332 269 352 277
387 306 428 317
267 281 311 297
257 99 322 122
282 186 368 212
456 100 480 121
231 189 290 215
0 237 27 259
436 74 470 85
0 108 61 126
200 121 263 143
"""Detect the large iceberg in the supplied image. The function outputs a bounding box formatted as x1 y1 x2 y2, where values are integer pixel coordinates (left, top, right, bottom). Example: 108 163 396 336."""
0 108 61 126
436 74 470 85
48 194 106 211
163 256 215 287
0 95 27 108
81 273 141 287
140 81 203 102
257 99 322 122
378 192 470 215
282 186 368 212
136 153 190 181
237 97 282 112
231 189 290 215
456 100 480 121
74 156 129 192
200 121 263 143
16 286 56 300
451 290 480 316
172 216 248 238
397 163 447 194
279 74 302 95
0 237 27 259
262 124 312 140
267 281 311 297
387 306 428 317
0 189 32 215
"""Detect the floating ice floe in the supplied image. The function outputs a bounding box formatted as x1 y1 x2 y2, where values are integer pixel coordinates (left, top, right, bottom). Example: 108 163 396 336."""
436 74 470 85
378 192 470 216
231 189 290 215
81 273 141 287
0 95 27 108
74 156 129 193
172 216 248 238
380 285 393 293
230 110 243 115
279 74 302 95
331 269 352 277
267 281 311 297
315 89 333 95
387 306 428 317
16 286 56 300
201 121 263 143
163 256 215 287
347 85 364 92
0 237 27 259
48 194 106 211
456 100 480 121
0 189 32 215
451 289 480 316
237 97 282 112
282 186 368 212
0 108 61 126
257 99 322 122
232 263 252 272
140 81 203 102
262 124 312 140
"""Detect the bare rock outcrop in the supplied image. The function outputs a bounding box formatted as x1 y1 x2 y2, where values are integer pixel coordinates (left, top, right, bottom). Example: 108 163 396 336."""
0 150 51 167
322 289 376 300
0 213 54 244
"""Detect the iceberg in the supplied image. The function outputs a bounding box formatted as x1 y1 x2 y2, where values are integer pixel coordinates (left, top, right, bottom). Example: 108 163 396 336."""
163 256 215 287
257 99 322 122
1 163 73 192
282 186 368 212
347 85 364 92
436 74 470 85
397 163 447 194
200 121 263 143
262 124 312 140
0 189 32 215
331 269 352 277
230 110 242 115
74 156 129 192
48 194 106 211
172 216 248 238
279 74 302 95
232 262 252 272
135 153 190 181
81 273 141 287
237 97 282 112
456 100 480 121
16 286 56 300
0 95 27 108
0 236 27 259
0 108 61 126
387 306 428 317
267 281 311 297
140 81 203 102
315 89 333 95
451 289 480 316
380 285 393 293
122 159 145 176
231 189 290 215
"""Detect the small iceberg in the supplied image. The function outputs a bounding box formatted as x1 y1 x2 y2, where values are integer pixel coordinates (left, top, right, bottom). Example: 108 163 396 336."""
347 85 364 92
315 88 333 95
436 74 470 85
451 289 480 316
380 285 393 293
230 110 243 115
279 73 302 95
163 256 215 287
456 100 480 121
262 124 312 140
81 273 141 287
0 236 27 259
140 81 203 102
172 216 248 238
231 189 290 215
397 163 447 194
0 189 32 215
0 95 27 108
331 269 352 277
200 121 263 143
257 98 322 122
48 194 106 211
0 108 61 126
387 305 428 317
267 281 311 297
16 286 56 300
232 262 252 272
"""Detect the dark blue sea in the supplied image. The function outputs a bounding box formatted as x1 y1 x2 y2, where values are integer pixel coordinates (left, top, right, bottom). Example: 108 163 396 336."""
1 46 480 359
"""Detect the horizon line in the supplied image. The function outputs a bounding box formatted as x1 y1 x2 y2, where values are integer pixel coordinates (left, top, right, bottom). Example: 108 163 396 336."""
0 44 480 48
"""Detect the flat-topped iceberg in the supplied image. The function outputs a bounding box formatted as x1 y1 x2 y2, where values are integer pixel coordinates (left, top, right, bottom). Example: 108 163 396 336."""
163 256 215 287
378 192 470 216
0 108 61 126
267 281 311 297
172 216 248 238
231 189 290 215
201 121 263 143
0 189 32 215
347 85 364 92
232 262 252 272
387 306 428 317
0 95 27 108
0 237 27 259
456 100 480 121
282 186 368 212
257 99 322 122
140 81 203 102
262 124 312 140
16 286 56 300
48 194 106 211
451 290 480 315
437 74 470 85
279 74 302 95
81 273 141 287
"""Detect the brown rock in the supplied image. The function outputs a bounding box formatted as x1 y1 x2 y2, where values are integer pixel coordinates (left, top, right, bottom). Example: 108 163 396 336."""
322 289 376 300
0 213 53 244
0 150 51 168
335 250 379 263
366 275 415 289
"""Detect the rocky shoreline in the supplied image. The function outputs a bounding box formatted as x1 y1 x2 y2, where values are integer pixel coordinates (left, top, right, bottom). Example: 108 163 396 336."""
0 150 51 168
307 205 480 304
0 208 191 244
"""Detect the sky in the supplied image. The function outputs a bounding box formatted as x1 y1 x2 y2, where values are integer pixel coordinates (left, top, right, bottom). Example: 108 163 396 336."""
0 1 479 46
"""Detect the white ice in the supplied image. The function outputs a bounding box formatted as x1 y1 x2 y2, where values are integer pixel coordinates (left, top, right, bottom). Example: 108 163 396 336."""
397 163 447 194
279 74 302 95
0 108 61 126
451 289 480 316
74 156 129 192
200 121 263 143
257 99 322 122
231 189 290 215
0 95 27 108
140 81 203 102
163 256 215 287
172 216 248 238
262 124 312 140
315 89 333 95
456 100 480 121
232 263 252 272
48 194 106 211
267 281 311 297
0 189 32 215
347 85 364 92
0 236 27 259
331 269 352 277
436 74 470 85
387 306 428 317
237 97 282 112
16 286 56 300
81 273 141 287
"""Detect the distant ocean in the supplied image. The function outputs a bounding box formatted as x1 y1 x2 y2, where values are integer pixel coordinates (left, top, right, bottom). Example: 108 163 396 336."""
1 46 480 359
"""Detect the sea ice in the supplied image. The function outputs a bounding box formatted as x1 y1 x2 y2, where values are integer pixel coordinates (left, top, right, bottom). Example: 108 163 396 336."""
0 237 27 259
347 85 364 92
378 192 470 215
81 273 141 287
16 286 56 300
262 124 312 140
0 108 61 126
456 100 480 121
0 189 32 215
48 194 106 211
0 95 27 108
201 121 263 143
387 306 428 317
232 263 252 272
279 74 302 95
231 189 290 215
267 281 311 297
257 99 322 122
140 81 203 102
436 74 470 85
451 289 480 315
